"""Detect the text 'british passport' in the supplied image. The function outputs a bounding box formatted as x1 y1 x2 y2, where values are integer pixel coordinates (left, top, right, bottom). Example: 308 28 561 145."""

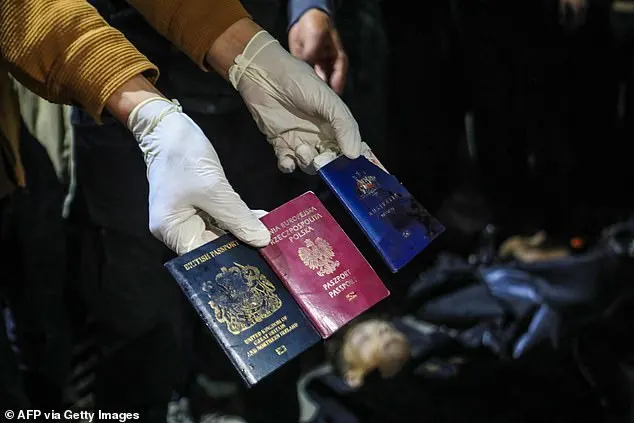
319 155 445 273
165 235 321 387
259 192 390 339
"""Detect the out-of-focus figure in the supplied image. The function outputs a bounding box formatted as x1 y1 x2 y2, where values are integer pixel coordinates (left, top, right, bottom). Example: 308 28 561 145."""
0 74 71 412
335 0 388 159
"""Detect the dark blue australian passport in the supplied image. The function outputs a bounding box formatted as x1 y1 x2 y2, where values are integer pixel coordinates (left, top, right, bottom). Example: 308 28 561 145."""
165 234 321 387
319 155 445 273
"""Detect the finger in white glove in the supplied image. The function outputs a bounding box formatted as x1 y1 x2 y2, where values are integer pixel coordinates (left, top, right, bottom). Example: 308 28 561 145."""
199 209 269 232
312 142 389 174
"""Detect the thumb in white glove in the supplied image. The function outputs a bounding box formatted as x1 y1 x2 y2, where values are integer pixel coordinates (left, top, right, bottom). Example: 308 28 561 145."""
228 30 362 174
312 142 389 173
128 97 271 255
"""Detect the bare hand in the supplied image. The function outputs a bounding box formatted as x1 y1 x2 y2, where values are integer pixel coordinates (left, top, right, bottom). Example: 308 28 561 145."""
288 9 348 94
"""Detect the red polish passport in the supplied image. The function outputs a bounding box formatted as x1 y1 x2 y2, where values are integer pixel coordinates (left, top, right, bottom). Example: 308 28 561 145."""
259 191 390 338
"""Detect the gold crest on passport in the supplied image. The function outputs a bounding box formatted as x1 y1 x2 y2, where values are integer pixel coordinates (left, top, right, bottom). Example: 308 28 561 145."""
202 263 282 335
165 234 322 387
297 237 341 276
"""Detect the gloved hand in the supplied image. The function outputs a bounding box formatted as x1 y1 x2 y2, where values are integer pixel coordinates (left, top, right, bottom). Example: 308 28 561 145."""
228 30 362 174
127 97 271 255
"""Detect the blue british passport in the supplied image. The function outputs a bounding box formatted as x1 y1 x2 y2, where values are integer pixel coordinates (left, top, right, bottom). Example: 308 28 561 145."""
165 234 321 387
319 155 445 273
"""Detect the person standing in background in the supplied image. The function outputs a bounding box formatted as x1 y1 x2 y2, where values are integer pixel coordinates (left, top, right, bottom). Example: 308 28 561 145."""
381 1 466 217
317 0 388 159
0 66 71 413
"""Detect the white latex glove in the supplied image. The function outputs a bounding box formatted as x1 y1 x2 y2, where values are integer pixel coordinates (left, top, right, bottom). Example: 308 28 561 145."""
127 97 271 255
228 30 362 174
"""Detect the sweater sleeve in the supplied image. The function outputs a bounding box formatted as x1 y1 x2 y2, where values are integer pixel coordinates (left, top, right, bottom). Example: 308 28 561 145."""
128 0 251 69
0 0 158 122
287 0 333 28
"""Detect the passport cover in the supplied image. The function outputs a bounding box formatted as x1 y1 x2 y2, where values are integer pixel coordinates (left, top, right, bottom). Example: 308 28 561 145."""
259 191 390 339
318 155 445 273
165 235 321 387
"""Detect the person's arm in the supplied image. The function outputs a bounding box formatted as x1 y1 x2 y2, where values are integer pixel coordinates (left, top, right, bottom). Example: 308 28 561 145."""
105 75 164 124
287 1 347 94
127 0 252 76
0 0 159 123
204 18 264 80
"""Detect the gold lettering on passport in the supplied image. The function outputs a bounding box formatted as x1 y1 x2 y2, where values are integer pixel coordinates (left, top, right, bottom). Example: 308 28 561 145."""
320 268 358 299
203 263 282 335
368 193 399 217
244 315 299 358
183 240 240 270
269 206 324 246
298 237 340 276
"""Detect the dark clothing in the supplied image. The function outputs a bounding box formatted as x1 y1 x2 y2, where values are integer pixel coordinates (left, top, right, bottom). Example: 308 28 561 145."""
457 0 573 228
334 0 388 158
608 6 634 207
191 319 302 423
381 2 466 214
0 125 71 411
77 225 186 422
0 197 29 413
383 0 622 236
191 110 320 211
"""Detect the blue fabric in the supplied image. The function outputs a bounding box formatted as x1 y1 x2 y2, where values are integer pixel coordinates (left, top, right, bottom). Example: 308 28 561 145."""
403 235 625 361
288 0 332 29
